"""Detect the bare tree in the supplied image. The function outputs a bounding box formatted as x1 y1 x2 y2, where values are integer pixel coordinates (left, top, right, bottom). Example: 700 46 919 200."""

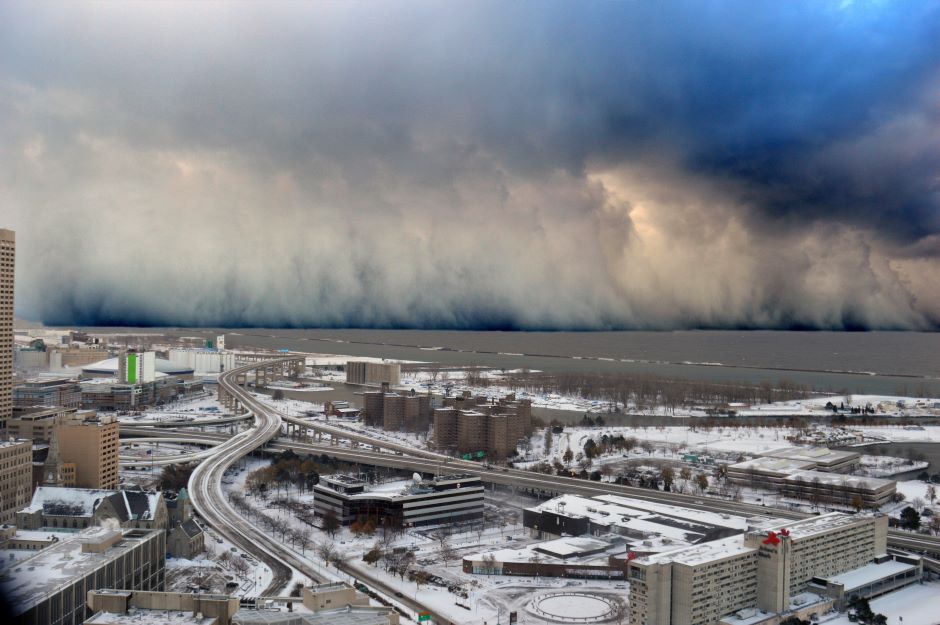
317 541 337 568
439 536 457 567
297 529 312 554
610 596 628 625
322 509 340 538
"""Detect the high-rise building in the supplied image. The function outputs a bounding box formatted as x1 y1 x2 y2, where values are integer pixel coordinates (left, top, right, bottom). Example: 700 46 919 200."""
0 438 33 524
57 411 120 489
0 228 14 431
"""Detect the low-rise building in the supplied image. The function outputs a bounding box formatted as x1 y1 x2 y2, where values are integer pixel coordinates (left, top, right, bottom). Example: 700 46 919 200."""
86 589 239 625
313 474 484 528
464 535 630 579
167 519 205 559
727 456 896 509
524 494 752 550
17 486 168 531
754 447 860 473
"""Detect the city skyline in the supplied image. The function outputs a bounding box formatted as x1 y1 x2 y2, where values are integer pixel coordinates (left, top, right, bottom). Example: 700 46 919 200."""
2 1 940 331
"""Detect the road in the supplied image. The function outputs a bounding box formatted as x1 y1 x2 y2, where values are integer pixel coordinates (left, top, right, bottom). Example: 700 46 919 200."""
188 358 302 596
185 359 453 624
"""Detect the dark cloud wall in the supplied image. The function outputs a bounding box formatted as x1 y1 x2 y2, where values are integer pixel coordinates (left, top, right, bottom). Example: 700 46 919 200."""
1 1 939 330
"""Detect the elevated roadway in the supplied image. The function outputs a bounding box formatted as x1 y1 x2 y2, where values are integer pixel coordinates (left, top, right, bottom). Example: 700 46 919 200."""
188 358 304 595
122 398 940 566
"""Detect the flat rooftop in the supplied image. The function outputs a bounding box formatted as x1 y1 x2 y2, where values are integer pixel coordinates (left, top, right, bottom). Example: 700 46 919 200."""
756 512 874 541
784 470 895 490
757 446 859 466
86 610 216 625
728 457 818 475
638 535 755 567
0 527 161 614
821 558 918 591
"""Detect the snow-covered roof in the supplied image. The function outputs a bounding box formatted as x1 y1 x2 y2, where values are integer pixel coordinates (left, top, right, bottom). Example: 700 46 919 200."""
0 528 161 615
533 536 611 558
23 486 114 517
82 357 192 375
756 512 874 541
783 470 895 490
86 611 215 625
820 558 918 591
757 446 859 466
727 456 818 475
530 494 751 544
22 487 163 522
637 535 756 567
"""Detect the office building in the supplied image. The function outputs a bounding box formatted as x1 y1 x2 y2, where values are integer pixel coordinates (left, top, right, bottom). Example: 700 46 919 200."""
754 447 860 473
13 376 83 409
346 361 400 386
313 473 484 528
0 438 32 524
57 410 119 488
727 456 896 509
0 228 13 430
8 405 79 441
0 527 166 625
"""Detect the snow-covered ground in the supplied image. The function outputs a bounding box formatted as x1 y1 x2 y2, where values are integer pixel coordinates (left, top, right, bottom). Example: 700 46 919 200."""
819 581 940 625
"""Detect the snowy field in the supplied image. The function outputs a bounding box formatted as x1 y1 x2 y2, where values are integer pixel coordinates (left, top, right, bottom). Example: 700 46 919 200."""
820 581 940 625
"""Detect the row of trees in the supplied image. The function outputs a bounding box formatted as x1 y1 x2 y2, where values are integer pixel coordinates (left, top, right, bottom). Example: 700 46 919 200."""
498 371 812 411
228 492 315 554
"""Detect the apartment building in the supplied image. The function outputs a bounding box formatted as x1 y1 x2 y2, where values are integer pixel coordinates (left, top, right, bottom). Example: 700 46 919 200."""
13 377 83 409
314 473 484 528
628 512 895 625
630 536 760 625
0 527 166 625
57 411 120 489
346 360 401 386
432 392 533 459
382 392 431 432
0 228 14 430
0 438 32 524
742 513 888 612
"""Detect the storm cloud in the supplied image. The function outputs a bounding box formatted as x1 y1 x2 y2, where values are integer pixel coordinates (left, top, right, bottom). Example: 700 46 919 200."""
1 1 939 330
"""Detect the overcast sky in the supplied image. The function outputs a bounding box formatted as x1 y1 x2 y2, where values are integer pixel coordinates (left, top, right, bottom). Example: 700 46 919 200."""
2 1 939 330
